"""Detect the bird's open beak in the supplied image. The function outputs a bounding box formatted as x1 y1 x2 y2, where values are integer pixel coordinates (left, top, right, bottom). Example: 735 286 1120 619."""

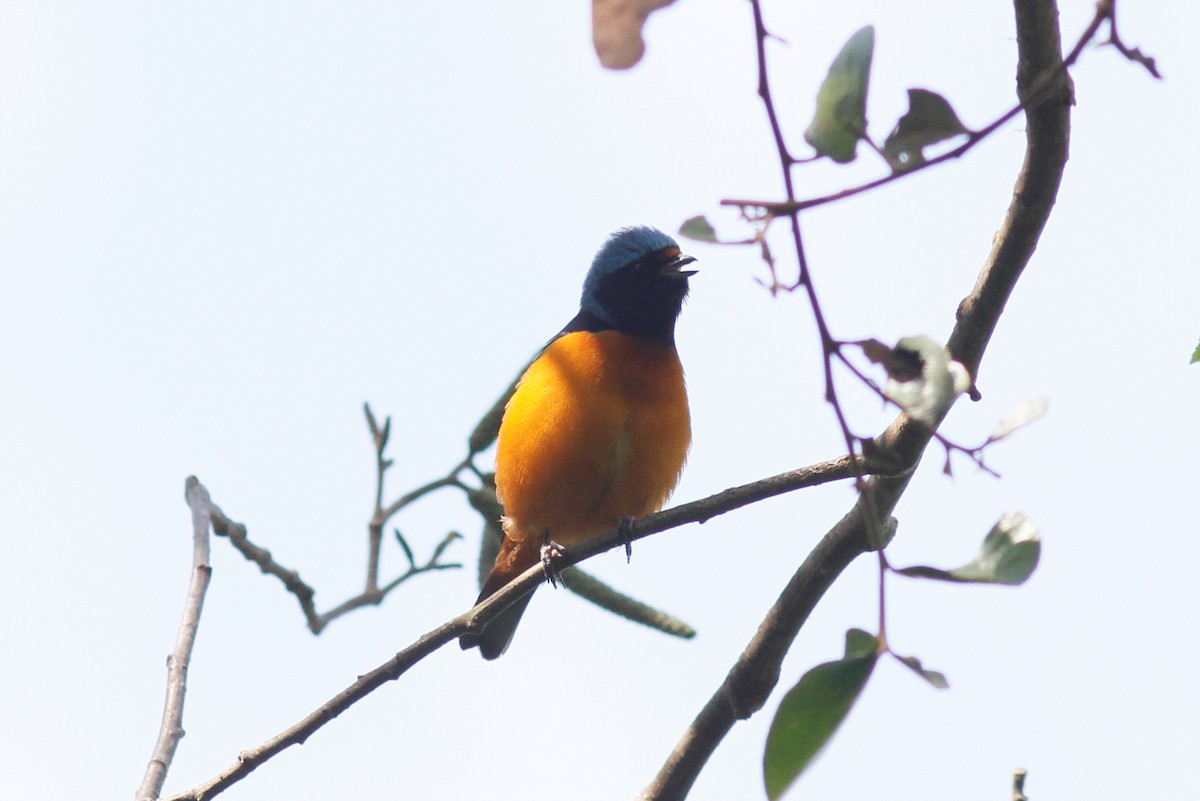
662 252 698 278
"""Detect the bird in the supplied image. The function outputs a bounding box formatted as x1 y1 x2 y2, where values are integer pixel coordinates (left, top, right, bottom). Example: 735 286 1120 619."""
461 225 696 659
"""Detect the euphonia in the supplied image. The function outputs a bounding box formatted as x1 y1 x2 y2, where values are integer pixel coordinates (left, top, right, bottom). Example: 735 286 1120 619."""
462 226 696 659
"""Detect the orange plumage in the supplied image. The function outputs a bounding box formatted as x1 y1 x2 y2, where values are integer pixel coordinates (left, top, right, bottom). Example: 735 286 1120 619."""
463 226 695 659
486 329 690 586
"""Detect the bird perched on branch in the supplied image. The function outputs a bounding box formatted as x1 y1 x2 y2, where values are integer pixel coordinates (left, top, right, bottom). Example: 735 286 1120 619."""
461 226 697 659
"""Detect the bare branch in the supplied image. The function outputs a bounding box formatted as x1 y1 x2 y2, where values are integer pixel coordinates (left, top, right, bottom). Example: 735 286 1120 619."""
207 504 321 629
163 620 453 801
208 493 461 634
1102 0 1161 78
197 407 474 636
135 477 215 801
161 451 879 801
377 470 466 527
365 401 472 598
364 401 392 593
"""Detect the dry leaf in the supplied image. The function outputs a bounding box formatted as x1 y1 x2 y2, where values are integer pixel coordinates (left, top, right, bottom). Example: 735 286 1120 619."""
593 0 677 70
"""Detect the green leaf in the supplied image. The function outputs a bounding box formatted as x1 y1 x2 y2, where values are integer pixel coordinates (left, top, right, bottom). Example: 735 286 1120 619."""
896 511 1041 585
763 629 879 800
558 567 696 639
989 398 1048 443
894 653 949 689
883 89 969 171
394 529 416 568
678 215 720 244
804 26 874 163
882 336 971 427
1191 339 1200 364
843 627 878 659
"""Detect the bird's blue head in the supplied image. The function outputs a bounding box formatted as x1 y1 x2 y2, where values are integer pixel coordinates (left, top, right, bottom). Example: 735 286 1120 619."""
573 226 697 344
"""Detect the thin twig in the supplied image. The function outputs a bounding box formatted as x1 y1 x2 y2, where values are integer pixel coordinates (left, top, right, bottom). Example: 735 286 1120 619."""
378 469 468 524
364 402 392 593
365 401 472 595
207 505 320 628
747 0 870 495
201 405 474 638
1101 0 1161 78
135 477 216 801
750 0 891 576
310 533 463 632
210 493 461 635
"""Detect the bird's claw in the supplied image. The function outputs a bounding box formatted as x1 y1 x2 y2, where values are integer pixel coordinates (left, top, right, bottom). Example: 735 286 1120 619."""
618 515 636 562
540 533 565 588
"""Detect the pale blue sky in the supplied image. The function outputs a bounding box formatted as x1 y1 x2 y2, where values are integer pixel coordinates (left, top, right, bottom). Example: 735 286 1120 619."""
1 2 1195 799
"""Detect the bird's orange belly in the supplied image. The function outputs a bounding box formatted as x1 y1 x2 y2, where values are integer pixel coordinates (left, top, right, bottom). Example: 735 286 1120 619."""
495 330 690 547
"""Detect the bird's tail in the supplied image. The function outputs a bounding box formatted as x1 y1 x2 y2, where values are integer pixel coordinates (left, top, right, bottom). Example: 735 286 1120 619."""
459 589 535 659
460 535 538 659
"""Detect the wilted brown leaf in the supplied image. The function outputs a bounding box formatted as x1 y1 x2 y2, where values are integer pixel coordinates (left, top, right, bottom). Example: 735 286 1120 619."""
593 0 677 70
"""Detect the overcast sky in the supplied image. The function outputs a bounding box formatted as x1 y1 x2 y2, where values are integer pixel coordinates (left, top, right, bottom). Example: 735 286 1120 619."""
2 2 1196 800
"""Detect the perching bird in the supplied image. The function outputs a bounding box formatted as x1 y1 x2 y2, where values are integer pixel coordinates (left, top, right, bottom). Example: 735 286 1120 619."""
461 226 696 659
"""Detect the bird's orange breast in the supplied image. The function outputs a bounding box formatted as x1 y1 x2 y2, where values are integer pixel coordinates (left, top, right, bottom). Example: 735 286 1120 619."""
495 330 690 548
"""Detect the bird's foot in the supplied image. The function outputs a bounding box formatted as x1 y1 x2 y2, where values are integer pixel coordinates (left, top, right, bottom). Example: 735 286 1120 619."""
540 532 566 588
618 515 636 563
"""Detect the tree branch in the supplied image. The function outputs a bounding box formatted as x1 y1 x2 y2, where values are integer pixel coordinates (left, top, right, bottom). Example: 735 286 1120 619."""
136 477 216 801
207 493 461 634
638 0 1073 797
161 451 880 801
